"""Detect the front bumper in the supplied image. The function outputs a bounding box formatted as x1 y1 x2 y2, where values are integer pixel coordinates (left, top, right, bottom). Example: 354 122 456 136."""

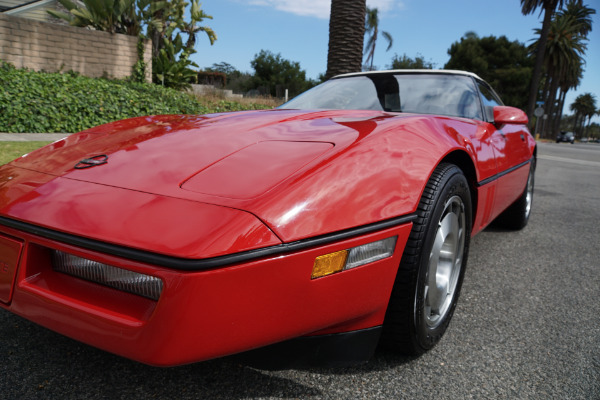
0 221 411 366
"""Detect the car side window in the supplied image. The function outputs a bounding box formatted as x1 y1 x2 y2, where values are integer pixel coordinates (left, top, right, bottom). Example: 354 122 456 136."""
395 75 483 120
477 81 503 122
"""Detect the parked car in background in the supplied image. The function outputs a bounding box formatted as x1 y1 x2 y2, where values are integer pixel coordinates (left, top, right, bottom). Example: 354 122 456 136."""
0 70 536 368
556 131 575 143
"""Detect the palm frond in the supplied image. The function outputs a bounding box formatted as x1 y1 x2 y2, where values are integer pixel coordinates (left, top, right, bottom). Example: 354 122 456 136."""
382 31 393 51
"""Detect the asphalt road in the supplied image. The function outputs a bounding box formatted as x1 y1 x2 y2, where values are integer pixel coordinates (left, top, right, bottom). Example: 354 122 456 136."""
1 142 599 399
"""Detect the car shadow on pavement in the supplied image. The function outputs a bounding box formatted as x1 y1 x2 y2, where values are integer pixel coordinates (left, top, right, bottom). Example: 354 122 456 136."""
1 311 322 399
242 348 419 376
2 307 427 399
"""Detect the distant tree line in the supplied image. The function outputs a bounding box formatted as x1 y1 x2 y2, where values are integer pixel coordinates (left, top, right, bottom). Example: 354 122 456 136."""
445 32 533 112
204 51 319 99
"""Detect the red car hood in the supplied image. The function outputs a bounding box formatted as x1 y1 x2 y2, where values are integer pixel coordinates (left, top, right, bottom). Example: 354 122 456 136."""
11 109 390 198
3 109 450 252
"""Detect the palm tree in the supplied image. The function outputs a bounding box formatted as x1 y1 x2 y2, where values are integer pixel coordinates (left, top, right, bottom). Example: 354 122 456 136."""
364 7 393 71
570 94 596 137
554 59 582 135
48 0 139 34
326 0 366 79
528 0 591 137
561 0 594 35
581 93 598 136
570 95 584 135
181 0 217 49
545 16 585 135
521 0 565 123
552 0 594 127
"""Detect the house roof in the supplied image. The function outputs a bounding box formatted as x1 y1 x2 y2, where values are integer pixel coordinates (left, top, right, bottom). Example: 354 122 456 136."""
1 0 56 14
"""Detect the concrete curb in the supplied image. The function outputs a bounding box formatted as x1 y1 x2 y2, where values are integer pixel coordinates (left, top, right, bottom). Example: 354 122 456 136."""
0 133 71 141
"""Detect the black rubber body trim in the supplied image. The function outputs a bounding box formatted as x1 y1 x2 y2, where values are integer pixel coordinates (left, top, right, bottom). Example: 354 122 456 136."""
477 158 532 187
0 214 416 271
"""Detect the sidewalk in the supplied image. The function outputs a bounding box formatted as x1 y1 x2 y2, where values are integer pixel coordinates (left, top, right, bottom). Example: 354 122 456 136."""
0 133 71 141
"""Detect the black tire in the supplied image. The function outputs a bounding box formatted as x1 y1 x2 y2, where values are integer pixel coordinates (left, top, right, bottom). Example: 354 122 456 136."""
493 159 535 230
381 163 472 355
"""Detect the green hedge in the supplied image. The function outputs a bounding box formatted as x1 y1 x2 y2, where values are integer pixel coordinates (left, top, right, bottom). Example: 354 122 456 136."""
0 62 271 133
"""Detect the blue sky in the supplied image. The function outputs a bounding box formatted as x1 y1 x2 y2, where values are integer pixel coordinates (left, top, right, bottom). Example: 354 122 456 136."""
189 0 599 120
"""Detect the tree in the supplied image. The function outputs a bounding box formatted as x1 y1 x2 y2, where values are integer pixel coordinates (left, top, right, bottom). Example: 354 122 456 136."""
445 32 533 110
152 34 198 89
561 0 594 35
139 0 216 88
138 0 216 59
363 7 393 71
521 0 565 122
205 62 251 93
551 1 595 136
570 94 587 136
326 0 366 79
248 50 313 97
389 53 435 69
206 62 238 76
49 0 140 35
571 93 597 136
49 0 217 89
528 0 593 137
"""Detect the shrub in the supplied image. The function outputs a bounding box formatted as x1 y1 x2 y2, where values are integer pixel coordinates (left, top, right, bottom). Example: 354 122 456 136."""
0 62 272 133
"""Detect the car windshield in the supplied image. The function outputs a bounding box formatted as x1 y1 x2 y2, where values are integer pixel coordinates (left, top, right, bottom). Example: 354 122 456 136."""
280 73 483 120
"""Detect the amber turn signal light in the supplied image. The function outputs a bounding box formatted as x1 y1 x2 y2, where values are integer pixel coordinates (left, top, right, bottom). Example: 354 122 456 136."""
311 236 397 279
312 250 348 279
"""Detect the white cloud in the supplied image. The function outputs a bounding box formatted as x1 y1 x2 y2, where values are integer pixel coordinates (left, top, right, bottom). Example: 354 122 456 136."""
367 0 402 13
246 0 330 18
243 0 404 20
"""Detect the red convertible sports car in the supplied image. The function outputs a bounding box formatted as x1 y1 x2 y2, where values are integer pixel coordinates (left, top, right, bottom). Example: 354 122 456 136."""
0 70 535 367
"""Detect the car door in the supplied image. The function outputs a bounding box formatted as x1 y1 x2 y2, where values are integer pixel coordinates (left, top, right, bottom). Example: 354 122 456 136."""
476 80 532 220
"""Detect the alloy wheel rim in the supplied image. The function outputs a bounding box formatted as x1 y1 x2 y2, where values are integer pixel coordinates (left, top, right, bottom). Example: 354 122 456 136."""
525 172 533 219
423 195 465 328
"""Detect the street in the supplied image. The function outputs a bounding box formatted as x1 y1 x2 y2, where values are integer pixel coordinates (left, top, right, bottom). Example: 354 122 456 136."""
1 142 599 399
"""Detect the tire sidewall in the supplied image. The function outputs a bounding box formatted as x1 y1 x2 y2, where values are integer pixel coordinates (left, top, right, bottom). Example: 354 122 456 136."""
412 169 472 351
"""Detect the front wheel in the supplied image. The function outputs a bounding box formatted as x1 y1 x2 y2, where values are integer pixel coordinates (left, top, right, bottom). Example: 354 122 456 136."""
381 164 472 355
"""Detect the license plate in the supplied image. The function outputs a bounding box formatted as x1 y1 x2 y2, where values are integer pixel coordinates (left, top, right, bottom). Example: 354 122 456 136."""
0 234 23 304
